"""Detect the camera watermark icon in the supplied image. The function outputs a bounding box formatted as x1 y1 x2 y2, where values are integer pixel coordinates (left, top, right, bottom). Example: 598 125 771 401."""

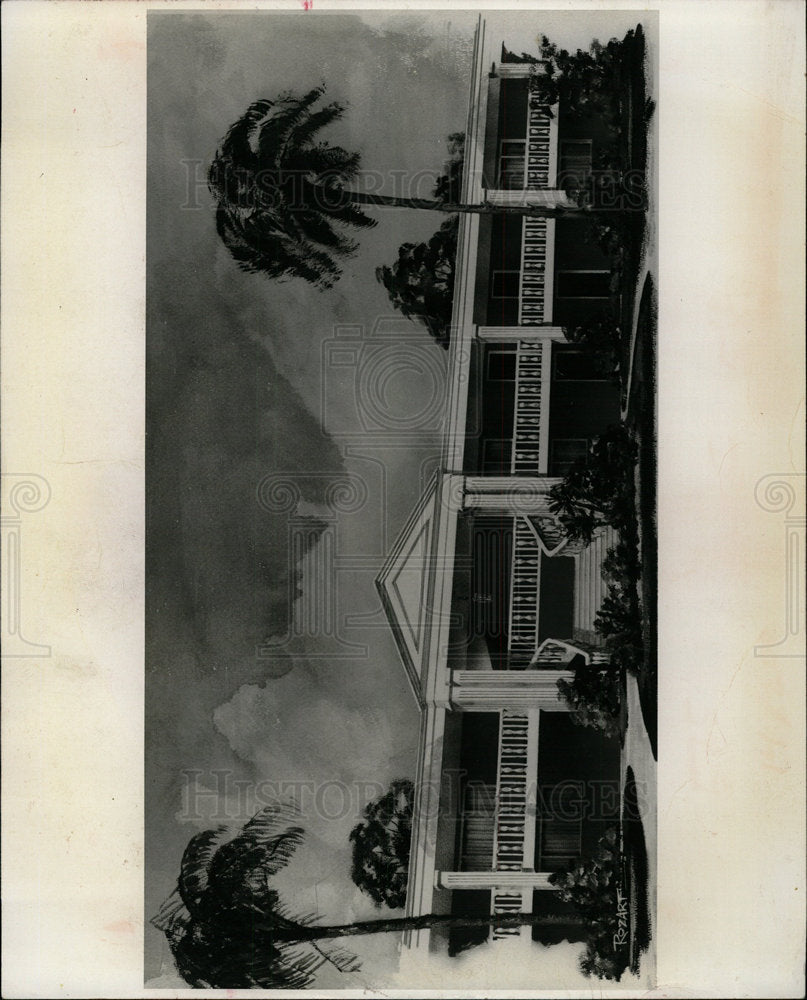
754 473 805 658
320 317 450 442
1 474 51 658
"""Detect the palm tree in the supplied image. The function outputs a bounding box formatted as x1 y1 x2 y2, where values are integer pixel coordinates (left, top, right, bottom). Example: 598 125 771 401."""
152 803 362 988
208 86 584 290
153 803 584 988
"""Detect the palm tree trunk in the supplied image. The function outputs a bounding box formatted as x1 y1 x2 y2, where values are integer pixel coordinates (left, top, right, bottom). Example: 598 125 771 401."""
302 179 589 219
339 187 588 218
272 911 578 942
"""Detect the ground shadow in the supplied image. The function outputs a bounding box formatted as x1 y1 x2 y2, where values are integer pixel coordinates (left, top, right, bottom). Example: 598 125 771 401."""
623 765 651 972
627 273 658 757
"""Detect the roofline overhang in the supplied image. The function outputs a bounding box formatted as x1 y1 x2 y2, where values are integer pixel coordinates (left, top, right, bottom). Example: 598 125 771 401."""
401 16 490 942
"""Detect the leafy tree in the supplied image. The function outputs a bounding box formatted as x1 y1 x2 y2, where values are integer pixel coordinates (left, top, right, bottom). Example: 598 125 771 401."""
376 134 464 347
432 130 465 205
349 778 413 909
376 219 457 348
547 424 637 545
529 32 633 127
529 29 650 217
550 425 642 727
209 87 586 290
154 803 588 987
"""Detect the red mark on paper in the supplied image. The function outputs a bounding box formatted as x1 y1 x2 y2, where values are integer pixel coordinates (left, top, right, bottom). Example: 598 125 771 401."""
104 920 134 935
302 0 312 9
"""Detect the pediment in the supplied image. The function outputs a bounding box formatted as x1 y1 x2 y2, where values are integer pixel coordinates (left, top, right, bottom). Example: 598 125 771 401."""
376 478 439 700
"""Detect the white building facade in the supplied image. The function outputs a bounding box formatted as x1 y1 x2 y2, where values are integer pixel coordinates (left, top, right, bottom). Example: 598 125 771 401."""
377 18 623 957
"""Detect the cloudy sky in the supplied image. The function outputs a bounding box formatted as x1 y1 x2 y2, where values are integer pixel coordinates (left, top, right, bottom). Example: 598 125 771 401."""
145 8 649 988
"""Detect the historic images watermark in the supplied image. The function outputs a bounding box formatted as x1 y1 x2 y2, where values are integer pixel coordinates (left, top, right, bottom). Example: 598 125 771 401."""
179 161 647 215
178 768 651 832
754 473 806 659
1 474 51 658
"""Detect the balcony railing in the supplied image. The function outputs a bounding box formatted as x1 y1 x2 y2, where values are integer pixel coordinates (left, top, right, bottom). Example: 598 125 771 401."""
492 710 535 939
450 709 590 942
518 97 557 326
508 516 542 662
510 340 551 476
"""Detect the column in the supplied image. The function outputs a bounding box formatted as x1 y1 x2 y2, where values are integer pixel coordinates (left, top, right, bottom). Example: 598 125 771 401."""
463 475 560 511
495 63 540 79
1 474 51 657
451 669 572 710
477 325 566 342
435 871 554 890
485 188 573 210
754 474 806 657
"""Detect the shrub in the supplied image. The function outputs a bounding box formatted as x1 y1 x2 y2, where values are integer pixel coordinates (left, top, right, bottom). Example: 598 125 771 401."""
557 661 621 738
548 424 637 545
549 825 627 981
563 309 622 382
376 133 464 348
375 218 457 349
597 525 643 675
553 424 644 724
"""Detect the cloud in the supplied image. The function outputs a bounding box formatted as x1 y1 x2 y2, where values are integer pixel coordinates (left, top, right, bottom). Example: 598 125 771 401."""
144 8 478 984
212 671 409 842
393 937 597 990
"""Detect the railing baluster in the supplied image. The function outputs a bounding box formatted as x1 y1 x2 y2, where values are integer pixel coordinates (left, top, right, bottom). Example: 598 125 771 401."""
511 341 545 478
518 99 553 325
492 710 532 938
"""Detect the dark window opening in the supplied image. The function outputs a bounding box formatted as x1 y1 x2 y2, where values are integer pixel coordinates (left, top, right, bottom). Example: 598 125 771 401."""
482 438 512 475
553 349 610 381
498 139 526 189
470 517 513 669
478 345 517 477
486 348 517 381
556 270 611 299
558 140 593 193
550 438 589 477
491 270 520 300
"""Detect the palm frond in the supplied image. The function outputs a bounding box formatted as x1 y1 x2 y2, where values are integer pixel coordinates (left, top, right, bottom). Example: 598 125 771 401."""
217 202 343 289
283 240 344 289
318 198 378 230
256 86 328 165
215 207 286 279
151 887 189 940
208 804 306 885
287 100 346 151
215 98 276 168
293 210 359 257
285 143 362 184
178 826 229 915
305 940 362 976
